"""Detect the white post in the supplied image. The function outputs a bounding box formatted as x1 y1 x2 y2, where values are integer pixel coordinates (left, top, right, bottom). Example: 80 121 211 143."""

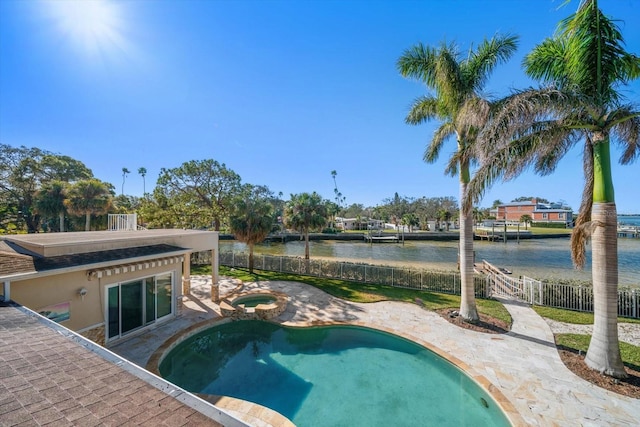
2 280 10 301
182 253 191 295
211 248 219 303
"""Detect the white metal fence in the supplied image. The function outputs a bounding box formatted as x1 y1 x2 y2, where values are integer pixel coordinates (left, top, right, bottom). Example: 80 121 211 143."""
484 269 638 319
205 251 490 298
197 251 640 319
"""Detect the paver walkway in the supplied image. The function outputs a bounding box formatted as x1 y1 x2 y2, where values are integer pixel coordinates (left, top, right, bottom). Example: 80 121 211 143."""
111 276 640 427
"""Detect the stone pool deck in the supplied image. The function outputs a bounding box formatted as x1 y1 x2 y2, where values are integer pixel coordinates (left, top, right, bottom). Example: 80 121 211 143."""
110 276 640 426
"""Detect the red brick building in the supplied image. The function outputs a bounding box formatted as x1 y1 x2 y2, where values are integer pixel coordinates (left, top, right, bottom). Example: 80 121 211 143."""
492 199 573 227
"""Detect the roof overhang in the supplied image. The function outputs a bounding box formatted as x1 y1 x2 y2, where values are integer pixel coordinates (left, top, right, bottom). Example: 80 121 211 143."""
1 248 190 283
2 229 218 257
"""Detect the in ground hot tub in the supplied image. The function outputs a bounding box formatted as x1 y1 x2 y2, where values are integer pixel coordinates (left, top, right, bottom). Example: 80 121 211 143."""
220 291 288 320
232 294 277 308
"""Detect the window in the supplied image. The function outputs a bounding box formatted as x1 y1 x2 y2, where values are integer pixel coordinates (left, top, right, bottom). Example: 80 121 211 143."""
559 212 565 219
106 272 174 341
542 213 548 219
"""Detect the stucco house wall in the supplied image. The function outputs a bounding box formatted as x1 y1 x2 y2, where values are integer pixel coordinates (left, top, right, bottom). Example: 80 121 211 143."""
9 264 181 331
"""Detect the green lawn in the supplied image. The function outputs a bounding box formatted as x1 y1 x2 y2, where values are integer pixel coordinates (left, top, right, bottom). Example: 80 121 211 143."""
526 226 572 235
555 334 640 371
537 306 640 371
193 264 512 324
533 305 640 325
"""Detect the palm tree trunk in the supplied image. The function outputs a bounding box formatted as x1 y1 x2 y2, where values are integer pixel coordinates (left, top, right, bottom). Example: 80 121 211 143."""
584 137 626 378
59 212 65 232
85 212 91 231
304 229 310 274
585 204 626 377
248 242 254 274
459 174 479 322
304 229 310 260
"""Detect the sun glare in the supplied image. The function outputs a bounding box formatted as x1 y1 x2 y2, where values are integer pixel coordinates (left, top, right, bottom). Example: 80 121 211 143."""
46 0 127 58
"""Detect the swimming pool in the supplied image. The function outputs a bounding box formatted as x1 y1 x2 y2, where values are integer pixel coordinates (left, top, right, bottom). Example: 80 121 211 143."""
159 320 512 426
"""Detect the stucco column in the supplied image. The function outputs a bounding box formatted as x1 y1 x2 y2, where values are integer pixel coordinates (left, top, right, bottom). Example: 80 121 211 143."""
211 248 220 303
182 253 191 295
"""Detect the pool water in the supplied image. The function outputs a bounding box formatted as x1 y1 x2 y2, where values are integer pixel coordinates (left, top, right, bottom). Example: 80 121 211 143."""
160 321 511 426
232 295 276 308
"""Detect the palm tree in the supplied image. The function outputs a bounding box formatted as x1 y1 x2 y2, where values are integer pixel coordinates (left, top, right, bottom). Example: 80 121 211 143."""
397 34 518 323
468 0 639 377
229 188 274 273
472 207 486 228
121 167 130 195
520 214 532 230
65 179 113 231
34 180 67 232
284 192 327 266
138 167 147 195
331 170 345 207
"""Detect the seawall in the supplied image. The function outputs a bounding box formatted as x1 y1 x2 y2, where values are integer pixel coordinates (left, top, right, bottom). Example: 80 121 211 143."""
219 231 572 242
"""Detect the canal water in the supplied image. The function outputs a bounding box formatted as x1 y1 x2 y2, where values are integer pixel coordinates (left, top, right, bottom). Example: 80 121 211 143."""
221 236 640 287
619 215 640 227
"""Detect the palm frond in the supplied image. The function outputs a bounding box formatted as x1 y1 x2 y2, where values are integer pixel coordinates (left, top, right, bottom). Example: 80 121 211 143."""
425 121 455 163
570 137 594 269
466 134 543 207
608 108 640 164
434 43 464 113
449 141 481 178
405 96 440 125
396 43 437 83
530 124 580 175
524 38 571 88
485 87 569 143
465 33 519 92
457 96 491 133
557 0 640 104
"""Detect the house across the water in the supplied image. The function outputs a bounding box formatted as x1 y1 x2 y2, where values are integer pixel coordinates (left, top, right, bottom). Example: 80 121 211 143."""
491 198 573 227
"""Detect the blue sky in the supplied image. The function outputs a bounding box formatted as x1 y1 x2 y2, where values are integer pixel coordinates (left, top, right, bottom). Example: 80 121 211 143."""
1 0 639 213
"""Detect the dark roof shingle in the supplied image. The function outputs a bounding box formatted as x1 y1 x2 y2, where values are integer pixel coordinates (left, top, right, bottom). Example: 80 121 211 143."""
0 303 223 426
0 244 187 277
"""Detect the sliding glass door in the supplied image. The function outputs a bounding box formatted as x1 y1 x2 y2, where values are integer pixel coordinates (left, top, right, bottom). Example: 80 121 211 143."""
107 272 174 341
121 281 143 334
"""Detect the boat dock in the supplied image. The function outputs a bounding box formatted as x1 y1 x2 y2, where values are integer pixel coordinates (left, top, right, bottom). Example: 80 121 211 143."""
617 226 640 238
473 227 532 243
364 235 400 243
474 260 512 276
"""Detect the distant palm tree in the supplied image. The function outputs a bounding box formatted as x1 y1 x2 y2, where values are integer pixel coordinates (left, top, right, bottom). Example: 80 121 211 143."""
65 179 113 231
397 33 518 323
229 188 274 273
121 167 130 195
468 0 639 377
472 207 485 227
284 192 327 264
520 214 532 230
34 180 67 232
138 167 147 195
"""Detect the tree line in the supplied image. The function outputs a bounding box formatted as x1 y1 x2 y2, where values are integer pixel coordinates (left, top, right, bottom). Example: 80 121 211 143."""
0 146 469 235
0 145 561 236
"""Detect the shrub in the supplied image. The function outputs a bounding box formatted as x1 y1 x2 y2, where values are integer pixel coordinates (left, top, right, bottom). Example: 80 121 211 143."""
531 222 567 229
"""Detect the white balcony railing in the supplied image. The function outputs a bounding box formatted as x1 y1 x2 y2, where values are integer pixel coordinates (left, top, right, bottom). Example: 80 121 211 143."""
108 213 137 231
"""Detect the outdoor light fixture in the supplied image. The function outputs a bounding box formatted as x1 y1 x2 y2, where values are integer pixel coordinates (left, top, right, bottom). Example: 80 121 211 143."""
78 288 88 300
